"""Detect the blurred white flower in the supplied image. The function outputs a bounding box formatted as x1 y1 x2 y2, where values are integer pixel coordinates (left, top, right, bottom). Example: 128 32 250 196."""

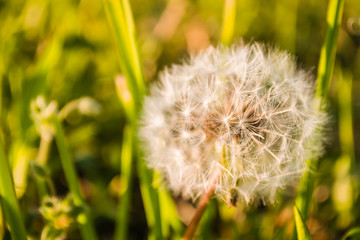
139 43 326 204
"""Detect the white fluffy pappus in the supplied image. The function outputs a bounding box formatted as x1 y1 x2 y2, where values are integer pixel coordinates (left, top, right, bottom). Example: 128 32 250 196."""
139 43 326 205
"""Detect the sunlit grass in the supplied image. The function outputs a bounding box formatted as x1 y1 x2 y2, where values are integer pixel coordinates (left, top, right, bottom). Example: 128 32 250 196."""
0 0 358 239
294 0 344 236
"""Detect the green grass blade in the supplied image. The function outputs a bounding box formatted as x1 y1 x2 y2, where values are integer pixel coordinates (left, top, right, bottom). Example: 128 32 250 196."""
293 205 311 240
0 140 27 240
220 0 236 45
52 116 98 240
103 0 145 107
293 0 344 237
104 0 165 238
316 0 344 101
114 73 164 240
114 125 133 240
341 227 360 240
295 157 317 222
158 179 184 238
34 135 53 200
115 75 136 123
295 0 344 217
136 154 163 239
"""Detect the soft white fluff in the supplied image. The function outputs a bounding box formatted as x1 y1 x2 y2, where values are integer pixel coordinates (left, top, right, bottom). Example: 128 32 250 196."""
139 43 325 204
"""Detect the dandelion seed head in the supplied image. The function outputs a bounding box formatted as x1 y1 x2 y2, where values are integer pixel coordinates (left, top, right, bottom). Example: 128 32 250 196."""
139 43 326 204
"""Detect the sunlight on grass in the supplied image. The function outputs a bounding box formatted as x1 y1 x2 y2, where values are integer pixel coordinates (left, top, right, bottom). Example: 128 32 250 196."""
0 0 358 239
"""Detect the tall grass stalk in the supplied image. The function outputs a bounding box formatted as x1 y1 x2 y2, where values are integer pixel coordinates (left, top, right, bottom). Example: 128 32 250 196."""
0 140 27 240
103 0 164 238
220 0 236 45
114 76 136 240
293 0 344 236
316 0 344 101
114 126 133 240
103 0 145 109
52 116 98 240
293 206 311 240
34 135 53 200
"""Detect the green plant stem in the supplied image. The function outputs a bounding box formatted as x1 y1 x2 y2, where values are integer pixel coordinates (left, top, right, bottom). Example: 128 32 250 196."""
35 135 53 200
0 140 27 240
114 125 133 240
293 0 344 238
316 0 344 102
296 0 344 216
220 0 236 45
293 206 311 240
104 0 165 238
52 116 98 240
103 0 145 109
138 154 164 239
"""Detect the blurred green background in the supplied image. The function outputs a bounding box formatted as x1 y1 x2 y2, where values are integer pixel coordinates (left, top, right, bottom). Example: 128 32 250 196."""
0 0 359 239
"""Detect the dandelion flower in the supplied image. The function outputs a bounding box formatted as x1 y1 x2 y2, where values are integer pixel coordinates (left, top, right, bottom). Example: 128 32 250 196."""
139 43 325 204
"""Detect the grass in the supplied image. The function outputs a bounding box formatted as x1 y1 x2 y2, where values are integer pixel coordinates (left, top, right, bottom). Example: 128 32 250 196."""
293 205 311 240
103 0 164 238
294 0 344 237
0 0 358 239
52 114 98 240
0 140 27 240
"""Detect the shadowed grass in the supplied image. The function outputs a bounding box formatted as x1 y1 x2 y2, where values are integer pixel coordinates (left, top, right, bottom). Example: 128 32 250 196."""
52 115 98 240
0 140 27 240
341 227 360 240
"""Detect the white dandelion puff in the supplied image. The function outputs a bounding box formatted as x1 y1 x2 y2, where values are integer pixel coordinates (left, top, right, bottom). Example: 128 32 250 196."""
139 43 326 204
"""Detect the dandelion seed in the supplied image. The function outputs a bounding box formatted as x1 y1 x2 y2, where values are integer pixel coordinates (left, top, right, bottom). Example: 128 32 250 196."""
139 43 326 204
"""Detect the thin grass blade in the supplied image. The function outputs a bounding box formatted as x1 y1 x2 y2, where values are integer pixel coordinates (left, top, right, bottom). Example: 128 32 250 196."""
52 116 98 240
103 0 165 238
293 205 312 240
316 0 344 101
220 0 236 45
0 140 27 240
114 125 133 240
295 0 344 221
293 0 344 238
103 0 145 107
341 227 360 240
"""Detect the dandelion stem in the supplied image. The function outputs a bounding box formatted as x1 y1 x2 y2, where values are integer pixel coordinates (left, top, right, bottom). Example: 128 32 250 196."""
182 183 215 240
183 169 220 240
